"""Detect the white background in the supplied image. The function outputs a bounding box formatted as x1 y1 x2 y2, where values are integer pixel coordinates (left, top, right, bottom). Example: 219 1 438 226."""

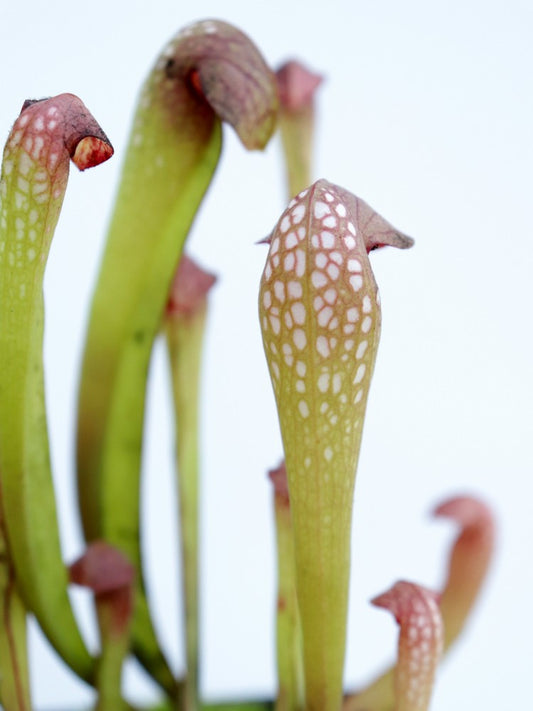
0 1 532 708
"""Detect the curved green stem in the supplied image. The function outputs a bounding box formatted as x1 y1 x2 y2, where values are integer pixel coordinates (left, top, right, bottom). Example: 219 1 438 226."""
0 514 31 711
0 94 113 681
164 256 216 710
76 20 277 697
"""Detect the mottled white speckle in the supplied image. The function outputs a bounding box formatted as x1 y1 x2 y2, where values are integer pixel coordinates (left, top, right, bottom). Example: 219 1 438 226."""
332 373 341 394
284 252 295 271
311 270 328 288
330 251 343 265
32 136 44 160
291 302 306 325
320 231 335 249
313 295 324 311
335 203 347 217
32 181 47 196
344 235 356 250
314 201 330 219
296 361 306 377
348 258 362 272
286 232 298 250
315 252 328 269
361 315 372 333
348 222 356 235
354 363 366 384
324 192 334 202
362 295 372 313
316 336 330 358
293 329 307 350
349 275 363 292
327 263 340 280
280 215 290 233
324 446 333 461
18 152 32 177
356 340 368 359
317 373 329 392
318 306 333 327
17 176 29 194
269 315 281 334
274 281 285 302
287 281 302 299
323 288 337 305
291 203 306 224
295 249 306 277
323 215 337 229
299 400 310 418
296 380 305 393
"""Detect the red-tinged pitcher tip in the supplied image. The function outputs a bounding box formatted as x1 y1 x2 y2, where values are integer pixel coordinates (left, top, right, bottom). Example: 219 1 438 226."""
432 495 495 650
268 460 290 506
69 541 135 595
276 60 324 112
13 93 113 173
162 20 278 150
433 495 494 533
166 254 217 318
372 581 443 711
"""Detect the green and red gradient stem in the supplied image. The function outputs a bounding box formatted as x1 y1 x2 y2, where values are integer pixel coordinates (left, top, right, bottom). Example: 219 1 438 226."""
434 495 494 649
259 180 412 710
0 511 30 711
268 462 304 711
165 255 217 710
276 62 323 197
0 94 113 681
76 20 277 695
70 543 135 711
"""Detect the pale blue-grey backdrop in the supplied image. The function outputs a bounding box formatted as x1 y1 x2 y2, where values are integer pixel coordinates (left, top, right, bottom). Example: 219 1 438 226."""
0 1 531 708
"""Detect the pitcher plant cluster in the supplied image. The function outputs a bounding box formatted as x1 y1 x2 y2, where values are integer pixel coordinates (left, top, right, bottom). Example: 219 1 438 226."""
0 18 494 711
